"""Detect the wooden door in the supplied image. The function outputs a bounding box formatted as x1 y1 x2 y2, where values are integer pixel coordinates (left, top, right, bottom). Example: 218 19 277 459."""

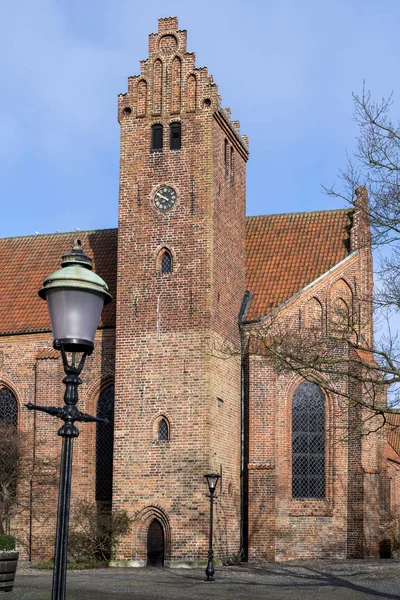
147 519 164 566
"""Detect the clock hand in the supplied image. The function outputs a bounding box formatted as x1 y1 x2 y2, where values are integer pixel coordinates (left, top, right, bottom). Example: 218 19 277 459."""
156 193 169 202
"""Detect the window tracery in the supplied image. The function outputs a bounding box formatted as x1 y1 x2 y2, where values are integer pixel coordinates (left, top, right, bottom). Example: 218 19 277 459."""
0 387 18 428
292 381 325 499
161 250 172 274
158 418 169 441
96 386 114 502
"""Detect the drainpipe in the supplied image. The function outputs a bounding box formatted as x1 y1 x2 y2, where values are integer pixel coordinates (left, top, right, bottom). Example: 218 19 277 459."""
29 360 38 562
238 291 252 560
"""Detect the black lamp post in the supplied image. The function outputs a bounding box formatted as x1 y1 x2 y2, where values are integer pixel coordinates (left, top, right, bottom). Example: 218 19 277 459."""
204 473 220 581
25 241 112 600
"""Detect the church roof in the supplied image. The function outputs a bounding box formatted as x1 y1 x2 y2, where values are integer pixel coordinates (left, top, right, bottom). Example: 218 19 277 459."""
0 208 353 335
0 229 117 336
245 208 353 320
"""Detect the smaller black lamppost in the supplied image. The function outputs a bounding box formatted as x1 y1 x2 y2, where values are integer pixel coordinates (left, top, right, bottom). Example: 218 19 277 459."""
25 241 111 600
204 473 220 581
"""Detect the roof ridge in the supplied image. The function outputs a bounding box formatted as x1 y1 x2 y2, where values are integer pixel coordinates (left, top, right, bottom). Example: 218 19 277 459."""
0 227 118 242
246 207 353 220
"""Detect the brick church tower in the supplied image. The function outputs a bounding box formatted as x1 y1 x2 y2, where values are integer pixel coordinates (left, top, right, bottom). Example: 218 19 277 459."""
113 17 249 565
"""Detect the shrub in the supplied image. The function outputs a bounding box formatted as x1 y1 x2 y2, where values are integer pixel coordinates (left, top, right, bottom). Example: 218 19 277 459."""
388 507 400 557
0 534 15 551
68 500 131 565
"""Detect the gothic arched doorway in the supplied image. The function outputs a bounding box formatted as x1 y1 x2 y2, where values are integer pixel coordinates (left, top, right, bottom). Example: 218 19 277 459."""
147 519 164 566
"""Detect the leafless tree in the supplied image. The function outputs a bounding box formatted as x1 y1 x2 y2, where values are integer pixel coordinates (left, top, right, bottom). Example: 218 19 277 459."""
0 424 58 536
235 85 400 433
323 85 400 418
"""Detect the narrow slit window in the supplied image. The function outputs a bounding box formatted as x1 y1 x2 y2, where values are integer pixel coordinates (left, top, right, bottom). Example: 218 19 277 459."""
161 250 172 274
151 124 163 151
170 122 181 150
158 418 169 441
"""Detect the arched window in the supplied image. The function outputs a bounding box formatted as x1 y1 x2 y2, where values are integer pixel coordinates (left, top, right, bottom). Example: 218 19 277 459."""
158 418 169 441
292 381 325 499
0 387 18 428
161 250 172 274
151 124 163 151
170 122 181 150
96 386 114 502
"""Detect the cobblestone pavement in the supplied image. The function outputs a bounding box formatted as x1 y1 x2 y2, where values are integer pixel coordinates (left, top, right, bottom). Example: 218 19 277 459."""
7 560 400 599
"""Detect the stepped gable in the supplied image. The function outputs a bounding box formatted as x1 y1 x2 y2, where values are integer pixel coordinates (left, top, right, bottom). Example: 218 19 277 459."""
117 17 248 151
245 208 353 320
0 229 117 336
118 16 218 119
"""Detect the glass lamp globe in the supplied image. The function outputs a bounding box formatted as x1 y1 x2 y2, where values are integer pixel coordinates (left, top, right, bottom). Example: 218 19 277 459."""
39 240 112 354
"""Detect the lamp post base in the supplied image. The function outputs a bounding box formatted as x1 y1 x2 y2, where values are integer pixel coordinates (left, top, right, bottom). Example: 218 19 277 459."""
205 554 215 581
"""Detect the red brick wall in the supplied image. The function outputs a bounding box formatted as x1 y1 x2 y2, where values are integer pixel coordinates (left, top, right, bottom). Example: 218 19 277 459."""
245 248 386 561
0 328 115 559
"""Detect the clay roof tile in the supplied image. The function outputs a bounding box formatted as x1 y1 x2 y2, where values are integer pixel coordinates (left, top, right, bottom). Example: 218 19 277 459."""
0 229 117 335
245 209 353 320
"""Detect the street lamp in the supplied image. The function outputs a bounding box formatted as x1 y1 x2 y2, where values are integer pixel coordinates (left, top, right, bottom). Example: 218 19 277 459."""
25 240 112 600
204 473 220 581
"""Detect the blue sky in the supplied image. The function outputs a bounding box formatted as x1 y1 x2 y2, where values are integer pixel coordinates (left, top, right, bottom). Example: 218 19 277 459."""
1 0 399 238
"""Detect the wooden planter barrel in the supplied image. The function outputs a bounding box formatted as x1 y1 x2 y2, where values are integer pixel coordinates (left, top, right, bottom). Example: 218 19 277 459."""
0 551 19 592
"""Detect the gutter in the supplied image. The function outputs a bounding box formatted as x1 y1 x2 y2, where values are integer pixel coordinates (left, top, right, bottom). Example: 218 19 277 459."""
0 325 115 338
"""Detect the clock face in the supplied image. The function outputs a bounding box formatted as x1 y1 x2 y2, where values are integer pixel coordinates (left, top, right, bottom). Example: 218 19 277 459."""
154 186 177 211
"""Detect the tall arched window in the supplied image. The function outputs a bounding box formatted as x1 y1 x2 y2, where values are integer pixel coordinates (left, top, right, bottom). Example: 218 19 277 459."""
292 381 325 499
151 124 163 151
158 418 169 441
161 250 172 274
96 386 114 502
0 387 18 428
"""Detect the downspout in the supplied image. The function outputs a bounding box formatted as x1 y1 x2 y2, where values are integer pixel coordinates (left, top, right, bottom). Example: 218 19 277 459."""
29 360 38 562
238 290 252 560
